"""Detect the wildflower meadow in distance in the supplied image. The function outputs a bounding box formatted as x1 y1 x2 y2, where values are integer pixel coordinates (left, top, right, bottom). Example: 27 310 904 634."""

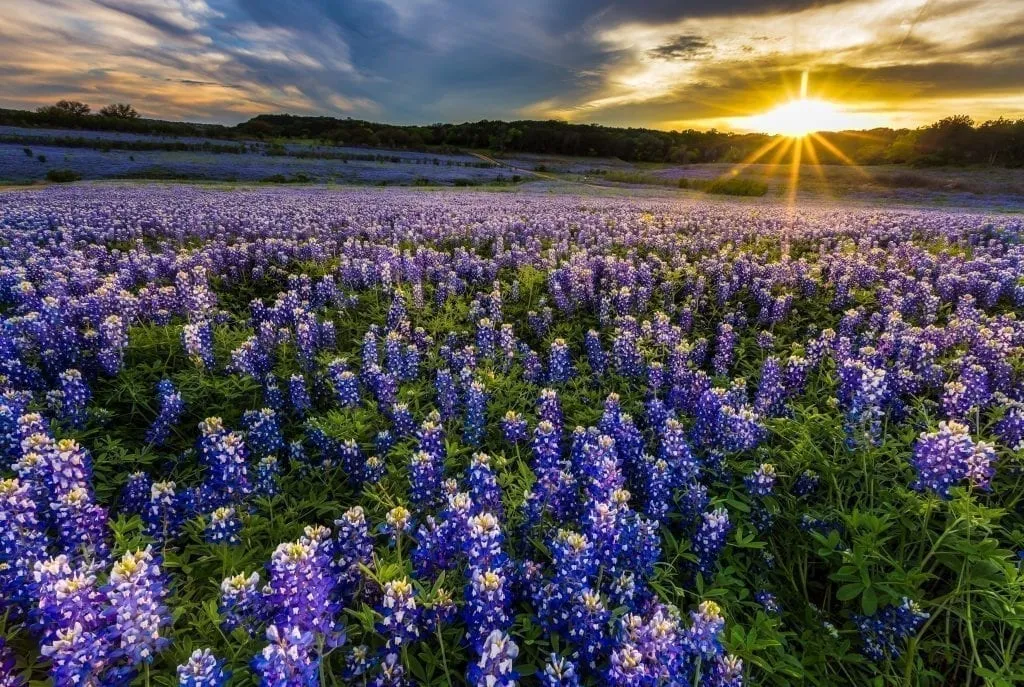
0 184 1023 687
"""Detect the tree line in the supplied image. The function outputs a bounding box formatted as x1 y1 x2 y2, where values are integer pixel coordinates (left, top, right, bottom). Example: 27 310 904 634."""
2 101 1022 167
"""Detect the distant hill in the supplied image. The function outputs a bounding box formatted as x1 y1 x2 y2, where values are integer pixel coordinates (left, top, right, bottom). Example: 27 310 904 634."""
2 107 1022 167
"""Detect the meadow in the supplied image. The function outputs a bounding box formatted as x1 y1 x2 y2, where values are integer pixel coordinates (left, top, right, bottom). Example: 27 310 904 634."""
1 183 1023 687
5 124 1024 208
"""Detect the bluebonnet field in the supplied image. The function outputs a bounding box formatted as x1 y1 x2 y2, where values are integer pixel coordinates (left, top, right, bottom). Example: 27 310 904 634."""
0 126 505 185
1 184 1023 687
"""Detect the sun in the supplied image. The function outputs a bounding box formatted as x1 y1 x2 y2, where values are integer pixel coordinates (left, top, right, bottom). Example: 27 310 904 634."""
743 98 865 137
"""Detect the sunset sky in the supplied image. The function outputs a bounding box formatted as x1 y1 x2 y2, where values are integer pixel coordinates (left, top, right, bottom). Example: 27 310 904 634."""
1 0 1022 132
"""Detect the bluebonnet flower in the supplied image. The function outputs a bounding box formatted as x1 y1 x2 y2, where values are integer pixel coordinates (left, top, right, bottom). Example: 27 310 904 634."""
965 440 997 491
244 408 285 458
995 405 1024 452
464 380 487 447
712 323 737 377
467 629 519 687
98 314 128 376
40 620 113 687
538 389 564 436
532 421 561 473
146 379 183 446
334 506 372 599
255 456 281 498
611 328 642 378
744 463 777 498
753 357 785 417
339 439 366 485
34 557 106 650
436 368 459 421
424 588 458 630
755 591 780 615
0 636 23 687
261 375 285 414
144 481 184 541
686 600 725 659
385 506 413 542
498 324 517 369
647 361 665 394
219 571 262 635
364 455 385 484
197 418 251 503
28 436 94 503
182 320 215 370
343 645 375 681
289 374 311 415
177 649 230 687
465 568 511 652
793 470 820 499
53 487 109 561
374 430 395 457
549 529 598 592
373 652 408 687
783 355 811 397
468 453 503 517
522 348 545 385
465 511 507 569
378 578 420 649
331 368 361 408
837 358 889 448
942 363 991 420
229 337 272 381
853 598 928 661
265 527 343 645
410 450 444 511
641 457 672 521
401 343 420 381
540 654 580 687
548 338 573 383
607 643 647 685
501 411 528 444
206 507 241 545
417 417 445 458
296 318 319 372
56 369 89 428
910 421 976 498
693 509 731 577
567 588 610 669
252 624 319 687
106 546 171 664
2 478 47 613
476 318 496 359
704 655 744 687
390 403 415 437
660 418 700 486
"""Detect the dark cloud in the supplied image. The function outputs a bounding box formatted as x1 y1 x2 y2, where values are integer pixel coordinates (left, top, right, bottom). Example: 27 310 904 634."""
0 0 1022 127
648 35 713 60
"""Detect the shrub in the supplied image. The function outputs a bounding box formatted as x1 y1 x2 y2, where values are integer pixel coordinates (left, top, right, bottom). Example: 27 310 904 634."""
45 168 81 182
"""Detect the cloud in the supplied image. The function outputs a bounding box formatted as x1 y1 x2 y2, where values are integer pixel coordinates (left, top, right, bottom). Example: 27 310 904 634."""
526 0 1024 128
648 35 713 61
0 0 1021 128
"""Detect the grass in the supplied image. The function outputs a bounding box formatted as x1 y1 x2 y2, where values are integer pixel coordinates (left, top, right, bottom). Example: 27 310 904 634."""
601 170 768 196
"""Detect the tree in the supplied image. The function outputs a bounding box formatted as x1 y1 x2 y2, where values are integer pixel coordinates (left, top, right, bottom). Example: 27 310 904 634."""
915 115 976 164
99 103 139 119
36 100 91 116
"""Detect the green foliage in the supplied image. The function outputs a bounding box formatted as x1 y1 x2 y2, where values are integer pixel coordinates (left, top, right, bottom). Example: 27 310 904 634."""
44 168 81 182
24 243 1024 687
